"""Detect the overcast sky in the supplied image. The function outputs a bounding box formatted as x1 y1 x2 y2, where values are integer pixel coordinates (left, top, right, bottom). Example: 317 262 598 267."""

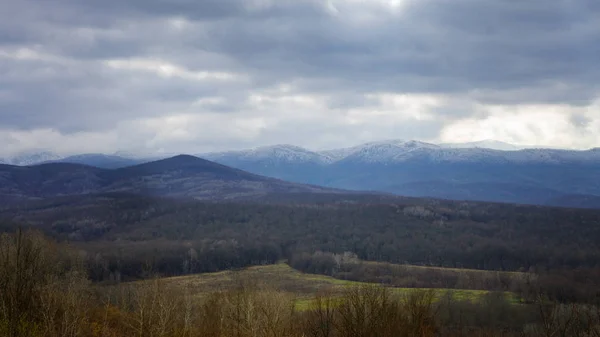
0 0 599 156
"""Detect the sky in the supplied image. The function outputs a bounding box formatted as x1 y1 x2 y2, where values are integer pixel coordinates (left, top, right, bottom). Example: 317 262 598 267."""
0 0 599 156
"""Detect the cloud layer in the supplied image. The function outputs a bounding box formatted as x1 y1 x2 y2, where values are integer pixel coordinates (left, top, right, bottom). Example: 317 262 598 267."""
0 0 599 155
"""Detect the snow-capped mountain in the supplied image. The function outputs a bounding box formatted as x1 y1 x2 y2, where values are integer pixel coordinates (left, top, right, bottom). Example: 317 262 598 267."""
316 140 600 165
0 151 153 168
1 151 63 166
201 144 334 185
204 140 600 167
319 140 439 163
3 140 600 208
200 140 600 207
203 144 333 164
328 140 501 164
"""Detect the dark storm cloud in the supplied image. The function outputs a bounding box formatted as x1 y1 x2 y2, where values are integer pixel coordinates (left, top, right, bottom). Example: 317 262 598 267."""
0 52 241 131
0 0 598 136
197 0 600 100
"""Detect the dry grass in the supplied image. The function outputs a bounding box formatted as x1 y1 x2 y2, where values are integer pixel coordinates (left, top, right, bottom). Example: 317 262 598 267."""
147 263 362 299
143 263 520 310
366 260 528 276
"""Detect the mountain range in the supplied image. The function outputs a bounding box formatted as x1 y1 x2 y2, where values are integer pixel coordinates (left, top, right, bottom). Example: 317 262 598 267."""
0 151 62 166
201 140 600 207
2 140 600 208
0 139 532 167
0 155 340 203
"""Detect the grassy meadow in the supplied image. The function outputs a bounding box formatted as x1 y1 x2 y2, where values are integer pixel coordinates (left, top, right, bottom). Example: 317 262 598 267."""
144 262 522 309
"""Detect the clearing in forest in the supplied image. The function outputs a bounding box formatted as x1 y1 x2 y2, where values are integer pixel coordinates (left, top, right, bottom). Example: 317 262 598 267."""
147 263 520 308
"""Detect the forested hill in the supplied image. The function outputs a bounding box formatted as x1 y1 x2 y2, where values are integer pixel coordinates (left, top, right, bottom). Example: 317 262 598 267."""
0 155 342 201
2 192 599 283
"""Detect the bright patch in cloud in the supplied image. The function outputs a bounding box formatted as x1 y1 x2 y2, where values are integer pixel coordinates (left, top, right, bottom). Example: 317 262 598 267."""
440 101 600 149
104 58 242 81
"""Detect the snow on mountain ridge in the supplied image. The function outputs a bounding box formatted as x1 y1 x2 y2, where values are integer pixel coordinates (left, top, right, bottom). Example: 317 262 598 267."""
338 143 509 164
4 151 63 166
351 141 438 163
204 144 333 164
204 140 600 166
320 140 440 162
5 140 599 168
325 140 600 165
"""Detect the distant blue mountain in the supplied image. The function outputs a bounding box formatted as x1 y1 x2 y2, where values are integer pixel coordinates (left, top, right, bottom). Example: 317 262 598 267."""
202 140 600 208
6 140 600 208
43 154 147 169
0 155 339 201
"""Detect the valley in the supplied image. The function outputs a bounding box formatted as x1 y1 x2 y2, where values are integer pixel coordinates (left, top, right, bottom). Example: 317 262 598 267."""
1 153 600 336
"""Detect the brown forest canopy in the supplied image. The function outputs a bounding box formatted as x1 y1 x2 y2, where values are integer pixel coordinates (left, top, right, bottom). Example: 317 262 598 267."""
2 193 600 281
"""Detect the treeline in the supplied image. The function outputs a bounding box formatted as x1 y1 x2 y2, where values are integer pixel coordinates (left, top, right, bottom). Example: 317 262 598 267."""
289 251 600 304
82 242 600 304
84 239 281 283
3 230 600 337
289 251 530 291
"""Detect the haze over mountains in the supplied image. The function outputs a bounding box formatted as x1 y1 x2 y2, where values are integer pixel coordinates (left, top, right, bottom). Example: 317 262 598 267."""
200 140 600 208
1 140 600 209
0 151 62 166
0 155 339 203
0 139 536 166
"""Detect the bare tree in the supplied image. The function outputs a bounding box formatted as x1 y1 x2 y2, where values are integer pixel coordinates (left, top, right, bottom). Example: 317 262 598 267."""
304 289 337 337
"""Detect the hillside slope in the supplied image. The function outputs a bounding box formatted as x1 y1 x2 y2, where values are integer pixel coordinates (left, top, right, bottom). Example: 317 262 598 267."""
0 155 339 201
44 154 145 169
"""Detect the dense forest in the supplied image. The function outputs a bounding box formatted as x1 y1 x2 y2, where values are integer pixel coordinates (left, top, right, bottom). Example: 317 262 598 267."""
1 192 600 304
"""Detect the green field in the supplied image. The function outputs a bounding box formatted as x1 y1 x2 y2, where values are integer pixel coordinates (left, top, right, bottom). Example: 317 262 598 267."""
149 263 520 309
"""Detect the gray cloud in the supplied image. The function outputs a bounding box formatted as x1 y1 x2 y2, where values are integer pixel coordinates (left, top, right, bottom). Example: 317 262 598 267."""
0 0 598 154
570 113 592 128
